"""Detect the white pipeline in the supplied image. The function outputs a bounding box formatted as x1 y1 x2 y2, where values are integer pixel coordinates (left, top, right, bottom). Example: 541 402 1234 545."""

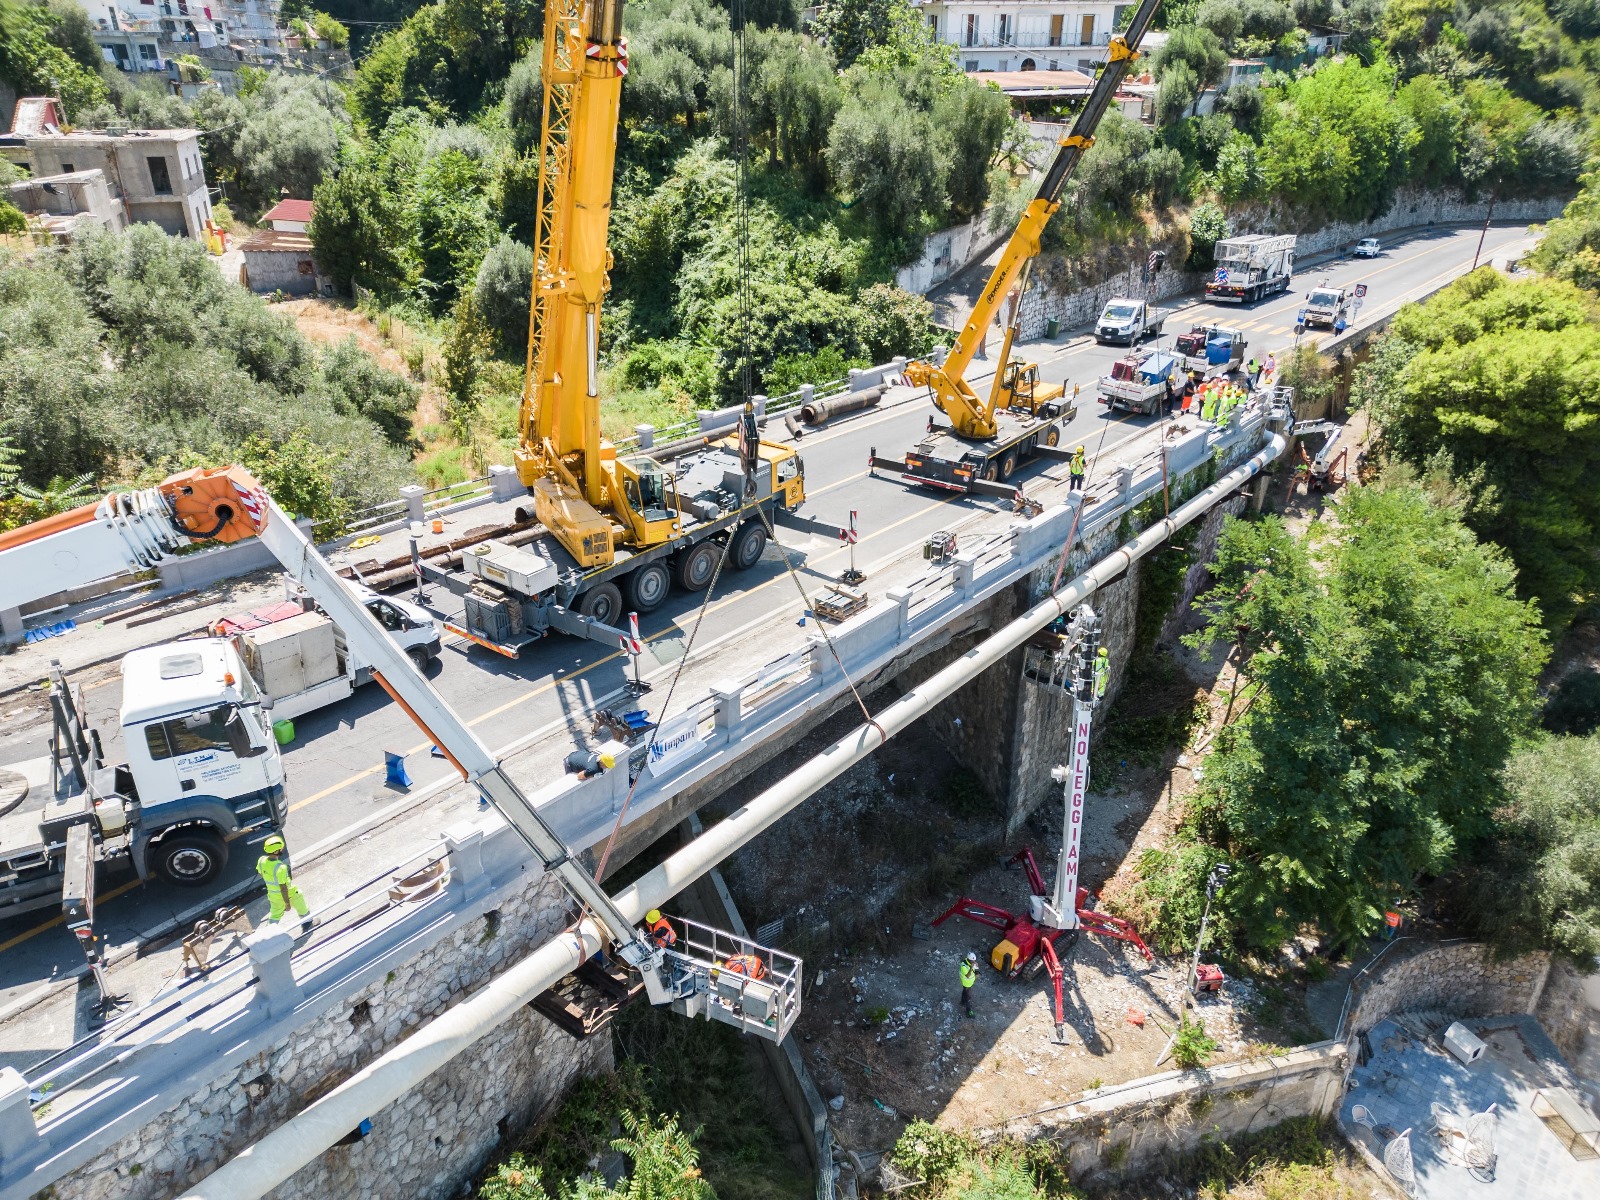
180 431 1286 1199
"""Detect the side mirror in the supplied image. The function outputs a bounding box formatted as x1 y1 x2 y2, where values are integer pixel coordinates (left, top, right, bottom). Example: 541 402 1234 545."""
226 709 267 759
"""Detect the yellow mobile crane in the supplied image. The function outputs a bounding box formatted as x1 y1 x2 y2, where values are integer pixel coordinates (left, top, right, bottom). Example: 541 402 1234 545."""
872 0 1162 494
497 0 808 630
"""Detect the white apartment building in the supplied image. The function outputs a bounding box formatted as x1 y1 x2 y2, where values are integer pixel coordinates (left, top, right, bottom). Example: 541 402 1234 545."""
912 1 1127 73
79 0 286 75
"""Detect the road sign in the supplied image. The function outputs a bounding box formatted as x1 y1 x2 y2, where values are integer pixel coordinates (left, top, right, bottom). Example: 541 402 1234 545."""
1213 267 1228 284
1354 284 1368 299
839 510 859 545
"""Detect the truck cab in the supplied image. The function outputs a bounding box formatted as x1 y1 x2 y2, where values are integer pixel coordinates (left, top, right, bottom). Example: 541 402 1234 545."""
1094 298 1166 345
118 640 286 886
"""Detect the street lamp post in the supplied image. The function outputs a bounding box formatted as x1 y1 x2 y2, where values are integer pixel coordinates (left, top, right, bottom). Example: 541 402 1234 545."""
1187 862 1232 996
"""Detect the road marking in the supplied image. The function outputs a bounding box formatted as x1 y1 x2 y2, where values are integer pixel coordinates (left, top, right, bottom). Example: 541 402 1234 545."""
0 879 141 953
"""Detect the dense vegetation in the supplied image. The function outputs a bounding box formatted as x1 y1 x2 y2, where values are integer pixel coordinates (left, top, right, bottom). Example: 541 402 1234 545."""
0 226 416 526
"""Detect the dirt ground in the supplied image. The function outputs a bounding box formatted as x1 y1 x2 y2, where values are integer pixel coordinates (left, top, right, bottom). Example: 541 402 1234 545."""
275 297 444 428
712 625 1321 1156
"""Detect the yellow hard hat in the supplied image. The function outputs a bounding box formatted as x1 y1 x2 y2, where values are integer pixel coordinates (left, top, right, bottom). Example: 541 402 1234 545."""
264 835 286 855
598 753 615 770
646 909 662 924
1075 445 1085 453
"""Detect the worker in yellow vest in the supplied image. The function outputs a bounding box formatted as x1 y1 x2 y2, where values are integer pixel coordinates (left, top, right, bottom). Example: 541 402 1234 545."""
1200 386 1219 424
257 835 311 927
958 951 978 1017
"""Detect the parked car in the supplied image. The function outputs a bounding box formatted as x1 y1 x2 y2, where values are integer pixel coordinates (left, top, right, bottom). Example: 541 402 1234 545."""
1353 238 1382 258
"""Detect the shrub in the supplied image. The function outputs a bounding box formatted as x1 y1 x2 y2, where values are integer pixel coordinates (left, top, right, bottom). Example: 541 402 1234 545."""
1172 1014 1219 1069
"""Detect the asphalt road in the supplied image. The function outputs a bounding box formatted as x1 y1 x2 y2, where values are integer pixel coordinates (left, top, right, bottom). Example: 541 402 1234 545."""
0 222 1535 1005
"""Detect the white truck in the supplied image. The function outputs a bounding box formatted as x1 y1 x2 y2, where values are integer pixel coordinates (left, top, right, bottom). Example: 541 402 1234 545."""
213 586 442 721
1205 234 1297 304
1097 350 1184 415
1299 281 1351 329
1094 298 1171 345
0 641 287 918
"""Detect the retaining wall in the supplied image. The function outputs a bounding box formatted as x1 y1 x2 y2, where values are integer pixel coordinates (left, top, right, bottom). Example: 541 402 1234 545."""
897 209 1006 295
1342 941 1551 1040
981 1043 1347 1185
49 873 606 1200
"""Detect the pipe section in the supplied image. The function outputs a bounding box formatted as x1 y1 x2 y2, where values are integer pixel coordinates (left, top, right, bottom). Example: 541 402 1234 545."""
180 431 1284 1200
800 385 885 425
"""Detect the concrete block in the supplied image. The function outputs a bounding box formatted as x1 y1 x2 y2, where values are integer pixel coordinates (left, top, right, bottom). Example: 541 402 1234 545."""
711 680 744 736
798 384 814 406
487 465 521 503
953 551 978 593
633 423 656 450
886 588 912 636
0 1066 38 1168
400 484 426 523
247 922 304 1018
0 607 21 645
444 821 489 904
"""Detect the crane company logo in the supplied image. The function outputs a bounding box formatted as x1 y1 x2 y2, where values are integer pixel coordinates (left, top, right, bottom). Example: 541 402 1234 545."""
1061 713 1092 897
648 712 704 777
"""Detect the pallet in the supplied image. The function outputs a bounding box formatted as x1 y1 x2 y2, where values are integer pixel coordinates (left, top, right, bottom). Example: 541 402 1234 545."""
529 958 645 1040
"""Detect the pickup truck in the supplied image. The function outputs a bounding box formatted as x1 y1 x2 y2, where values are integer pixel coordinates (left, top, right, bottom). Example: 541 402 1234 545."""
1097 351 1184 415
1299 281 1351 330
1173 324 1247 377
1094 298 1171 345
214 586 442 721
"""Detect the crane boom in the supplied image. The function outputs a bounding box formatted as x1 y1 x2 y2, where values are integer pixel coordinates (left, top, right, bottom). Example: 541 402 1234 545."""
903 0 1162 440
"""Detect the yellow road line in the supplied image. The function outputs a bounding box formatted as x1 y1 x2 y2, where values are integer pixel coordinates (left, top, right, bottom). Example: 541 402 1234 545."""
0 879 141 953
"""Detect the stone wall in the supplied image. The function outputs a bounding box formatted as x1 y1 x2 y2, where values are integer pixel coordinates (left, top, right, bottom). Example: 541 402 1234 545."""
1015 189 1572 341
981 1043 1347 1186
897 209 1006 295
1342 941 1551 1039
1534 961 1594 1066
54 873 607 1200
1158 494 1248 647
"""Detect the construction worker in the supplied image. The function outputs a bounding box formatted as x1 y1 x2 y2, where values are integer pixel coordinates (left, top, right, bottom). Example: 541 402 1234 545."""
722 953 768 980
958 951 978 1017
1246 356 1261 389
1200 385 1219 424
645 908 677 950
1068 446 1086 492
1180 372 1197 414
1093 646 1109 698
257 835 310 928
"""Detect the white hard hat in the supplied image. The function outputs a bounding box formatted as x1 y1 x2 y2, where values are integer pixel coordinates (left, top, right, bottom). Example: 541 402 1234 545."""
966 951 978 962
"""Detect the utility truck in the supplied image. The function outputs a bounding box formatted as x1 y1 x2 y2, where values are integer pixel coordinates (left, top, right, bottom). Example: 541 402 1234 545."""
1174 324 1248 377
1097 351 1184 415
0 640 286 919
1299 281 1350 329
1093 298 1171 345
1205 234 1296 304
212 586 442 720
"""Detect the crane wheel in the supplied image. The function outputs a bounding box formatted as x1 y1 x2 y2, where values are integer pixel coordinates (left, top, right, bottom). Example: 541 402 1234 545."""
676 542 719 592
578 582 623 624
730 522 768 571
982 462 999 483
626 562 671 613
1044 427 1060 448
999 452 1018 480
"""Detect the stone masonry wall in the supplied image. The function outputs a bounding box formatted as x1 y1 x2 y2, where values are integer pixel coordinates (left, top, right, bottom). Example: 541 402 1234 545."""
54 873 608 1200
1015 189 1571 341
981 1044 1347 1186
1534 960 1593 1065
1344 941 1551 1039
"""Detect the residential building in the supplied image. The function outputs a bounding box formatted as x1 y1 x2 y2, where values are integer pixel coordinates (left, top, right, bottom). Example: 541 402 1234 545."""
1 99 214 240
240 228 328 295
80 0 286 62
260 197 313 233
8 169 127 240
911 1 1125 74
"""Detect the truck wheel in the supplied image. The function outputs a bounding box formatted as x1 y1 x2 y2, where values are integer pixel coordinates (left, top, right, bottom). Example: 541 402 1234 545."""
1044 427 1060 448
578 582 623 624
730 522 768 571
407 646 431 673
675 542 719 592
999 452 1018 481
154 829 228 887
626 562 671 612
982 462 999 483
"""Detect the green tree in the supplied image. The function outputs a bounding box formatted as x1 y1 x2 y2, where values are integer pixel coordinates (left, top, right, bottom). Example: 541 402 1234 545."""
1185 201 1228 268
238 432 351 527
1454 734 1600 962
933 81 1014 218
827 84 947 239
1394 74 1463 188
503 46 543 154
1528 171 1600 292
1152 25 1228 122
318 336 419 446
811 0 900 69
852 282 935 362
1360 271 1600 628
1134 485 1545 953
474 234 534 358
0 0 107 117
309 151 410 293
443 291 491 437
232 76 350 209
748 30 840 188
411 146 494 310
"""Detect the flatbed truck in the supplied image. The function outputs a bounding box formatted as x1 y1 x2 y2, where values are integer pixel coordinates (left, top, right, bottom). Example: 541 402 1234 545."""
1205 234 1297 304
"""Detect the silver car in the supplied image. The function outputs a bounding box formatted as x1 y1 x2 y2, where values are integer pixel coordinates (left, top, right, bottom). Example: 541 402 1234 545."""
1353 238 1382 258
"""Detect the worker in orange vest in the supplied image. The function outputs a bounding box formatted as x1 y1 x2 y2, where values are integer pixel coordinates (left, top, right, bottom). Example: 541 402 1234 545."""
722 954 768 980
644 908 677 950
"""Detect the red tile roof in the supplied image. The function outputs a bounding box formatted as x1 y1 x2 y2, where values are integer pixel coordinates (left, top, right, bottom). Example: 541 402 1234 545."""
261 198 315 224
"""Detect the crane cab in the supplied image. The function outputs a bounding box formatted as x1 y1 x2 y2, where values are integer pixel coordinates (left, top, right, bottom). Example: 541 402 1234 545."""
609 455 681 550
996 360 1066 417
